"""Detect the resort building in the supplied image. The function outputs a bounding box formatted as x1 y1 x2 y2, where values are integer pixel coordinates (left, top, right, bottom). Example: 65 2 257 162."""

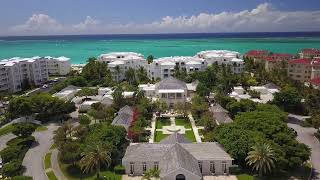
98 52 147 81
53 85 81 101
122 133 234 179
148 56 207 80
311 59 320 79
45 56 71 76
0 57 49 93
299 48 320 59
264 53 293 72
139 77 197 107
244 50 269 62
230 85 279 103
112 105 134 131
288 59 312 82
197 50 244 74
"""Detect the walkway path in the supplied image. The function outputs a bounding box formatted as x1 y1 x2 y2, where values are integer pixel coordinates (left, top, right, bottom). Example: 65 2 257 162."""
23 123 60 180
148 113 157 143
51 149 68 180
188 114 202 142
287 116 320 180
0 133 16 151
170 116 176 126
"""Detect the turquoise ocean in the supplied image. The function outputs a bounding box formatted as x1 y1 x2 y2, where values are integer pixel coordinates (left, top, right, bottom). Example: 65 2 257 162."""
1 33 320 64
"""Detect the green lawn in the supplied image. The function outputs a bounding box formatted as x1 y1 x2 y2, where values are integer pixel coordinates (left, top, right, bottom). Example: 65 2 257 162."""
175 117 192 129
0 124 14 137
36 125 48 132
46 171 59 180
58 159 122 180
44 152 52 169
185 130 196 142
235 162 311 180
156 117 171 129
155 131 169 142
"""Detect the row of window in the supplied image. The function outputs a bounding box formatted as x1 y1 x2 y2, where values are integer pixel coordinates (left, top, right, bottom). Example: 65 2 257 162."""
129 161 228 175
161 93 184 99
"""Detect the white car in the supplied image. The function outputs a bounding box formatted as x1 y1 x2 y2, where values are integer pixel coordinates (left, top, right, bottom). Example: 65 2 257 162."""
41 84 49 89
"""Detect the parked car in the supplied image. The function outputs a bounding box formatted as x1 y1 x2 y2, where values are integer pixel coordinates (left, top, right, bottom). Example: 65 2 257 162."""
41 84 49 89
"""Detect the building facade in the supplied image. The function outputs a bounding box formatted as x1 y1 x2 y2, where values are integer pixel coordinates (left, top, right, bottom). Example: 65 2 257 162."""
122 133 234 179
98 52 147 81
148 56 207 80
45 56 71 76
244 50 269 62
0 57 49 93
197 50 244 74
264 54 293 72
299 48 320 59
288 59 312 82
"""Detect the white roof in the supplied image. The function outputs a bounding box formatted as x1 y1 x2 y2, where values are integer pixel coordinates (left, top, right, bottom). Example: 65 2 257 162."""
154 56 205 65
82 101 100 106
158 89 185 93
139 84 156 91
109 60 125 65
99 52 144 60
197 50 240 59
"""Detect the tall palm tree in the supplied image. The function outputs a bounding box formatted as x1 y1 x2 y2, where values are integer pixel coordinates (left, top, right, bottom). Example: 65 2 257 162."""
114 65 121 82
246 143 276 176
80 143 112 179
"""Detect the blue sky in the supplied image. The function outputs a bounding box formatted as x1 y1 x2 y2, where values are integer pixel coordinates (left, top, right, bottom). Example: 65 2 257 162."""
0 0 320 35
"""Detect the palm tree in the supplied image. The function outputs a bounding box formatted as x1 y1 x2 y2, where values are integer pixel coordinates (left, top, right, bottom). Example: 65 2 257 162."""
114 65 121 82
142 169 160 180
80 143 112 179
246 143 276 176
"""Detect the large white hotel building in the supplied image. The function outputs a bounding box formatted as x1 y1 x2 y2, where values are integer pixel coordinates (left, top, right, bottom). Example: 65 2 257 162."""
0 56 71 93
98 50 245 81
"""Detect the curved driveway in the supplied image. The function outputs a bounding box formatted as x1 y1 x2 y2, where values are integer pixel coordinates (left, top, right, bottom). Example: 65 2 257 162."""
22 123 60 180
288 117 320 180
0 133 16 151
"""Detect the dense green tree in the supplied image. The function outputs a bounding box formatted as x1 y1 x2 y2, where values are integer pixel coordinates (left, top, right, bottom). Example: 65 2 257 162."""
75 88 98 97
272 85 303 113
79 115 91 126
196 82 211 97
80 143 112 179
125 68 137 85
191 95 209 119
114 65 122 82
246 143 276 176
226 99 257 117
136 67 150 84
81 57 112 85
12 123 36 137
112 85 125 108
147 55 154 64
8 97 33 119
65 76 88 87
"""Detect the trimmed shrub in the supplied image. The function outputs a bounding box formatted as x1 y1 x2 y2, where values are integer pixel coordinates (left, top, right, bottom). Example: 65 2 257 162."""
12 176 33 180
7 136 35 147
2 159 23 177
114 165 125 174
12 123 37 137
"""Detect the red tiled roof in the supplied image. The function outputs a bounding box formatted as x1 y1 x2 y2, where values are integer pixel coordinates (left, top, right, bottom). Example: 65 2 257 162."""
265 53 293 62
288 58 312 65
302 48 320 55
310 78 320 85
312 59 320 66
246 50 269 56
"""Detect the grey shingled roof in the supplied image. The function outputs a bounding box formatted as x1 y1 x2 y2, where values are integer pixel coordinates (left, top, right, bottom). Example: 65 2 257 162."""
122 134 233 177
155 76 187 90
160 133 192 144
111 105 134 131
159 143 202 178
211 104 233 124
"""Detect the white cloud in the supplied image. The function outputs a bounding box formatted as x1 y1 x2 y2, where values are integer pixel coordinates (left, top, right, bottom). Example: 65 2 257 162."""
7 3 320 35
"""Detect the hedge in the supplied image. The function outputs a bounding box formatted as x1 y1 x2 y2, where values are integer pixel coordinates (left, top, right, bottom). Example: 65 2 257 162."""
114 165 125 174
2 159 23 177
12 176 33 180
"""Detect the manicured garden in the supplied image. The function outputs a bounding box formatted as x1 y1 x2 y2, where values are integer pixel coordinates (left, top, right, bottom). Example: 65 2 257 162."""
175 117 192 129
0 124 14 136
46 171 59 180
155 117 171 129
44 152 52 169
185 130 196 142
154 131 169 142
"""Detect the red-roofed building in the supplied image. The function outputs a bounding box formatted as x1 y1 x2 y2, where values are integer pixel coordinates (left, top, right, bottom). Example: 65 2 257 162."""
311 58 320 79
288 58 312 82
300 48 320 58
310 78 320 89
244 50 269 62
264 53 293 72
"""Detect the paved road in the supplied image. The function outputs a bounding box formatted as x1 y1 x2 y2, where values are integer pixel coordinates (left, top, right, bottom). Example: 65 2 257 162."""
0 133 16 151
51 149 68 180
22 123 60 180
288 118 320 180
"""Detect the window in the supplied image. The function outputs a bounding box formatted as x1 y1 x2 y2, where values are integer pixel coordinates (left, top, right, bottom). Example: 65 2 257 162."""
161 93 167 98
154 162 159 170
130 162 135 174
222 162 227 174
176 93 182 99
142 162 147 173
198 161 202 173
210 162 215 174
168 93 175 99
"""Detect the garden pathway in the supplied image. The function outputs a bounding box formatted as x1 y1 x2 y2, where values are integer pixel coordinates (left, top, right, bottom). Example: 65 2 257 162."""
51 149 68 180
0 133 16 151
188 113 202 142
170 116 176 126
147 113 157 143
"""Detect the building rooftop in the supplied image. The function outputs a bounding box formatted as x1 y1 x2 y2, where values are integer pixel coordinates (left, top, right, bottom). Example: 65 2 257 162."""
197 50 240 59
155 77 188 91
310 78 320 85
245 50 269 56
155 56 205 65
99 52 144 61
111 105 134 131
288 58 312 65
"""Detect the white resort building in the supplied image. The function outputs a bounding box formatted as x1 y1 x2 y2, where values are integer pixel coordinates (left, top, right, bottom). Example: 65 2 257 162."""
98 52 147 81
0 57 49 93
44 56 72 76
148 56 207 80
139 77 197 107
122 133 234 179
197 50 245 74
